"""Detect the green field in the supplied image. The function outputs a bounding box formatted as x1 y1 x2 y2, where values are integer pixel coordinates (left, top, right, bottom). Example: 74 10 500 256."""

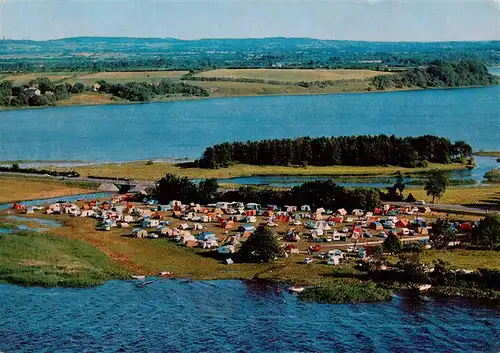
2 70 189 85
52 161 465 181
0 228 128 287
405 186 500 207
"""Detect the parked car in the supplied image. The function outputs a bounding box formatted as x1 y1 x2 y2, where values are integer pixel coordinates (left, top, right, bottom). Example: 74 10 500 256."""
304 257 314 264
362 232 372 238
414 200 426 205
378 232 388 238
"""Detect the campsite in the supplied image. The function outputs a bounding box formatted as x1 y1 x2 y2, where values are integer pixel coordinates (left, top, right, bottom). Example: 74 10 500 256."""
2 187 498 293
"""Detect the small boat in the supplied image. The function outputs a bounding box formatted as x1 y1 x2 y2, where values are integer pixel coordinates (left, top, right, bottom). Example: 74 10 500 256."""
136 281 155 288
417 284 432 292
288 286 305 293
131 275 146 280
159 271 172 277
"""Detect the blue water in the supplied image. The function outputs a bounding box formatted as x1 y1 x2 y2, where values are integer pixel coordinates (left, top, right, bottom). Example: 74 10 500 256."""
0 86 499 162
0 192 113 211
0 216 63 233
210 156 499 188
0 280 498 352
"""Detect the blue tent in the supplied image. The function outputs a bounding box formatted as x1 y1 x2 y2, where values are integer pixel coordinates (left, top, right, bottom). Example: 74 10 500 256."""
197 232 216 241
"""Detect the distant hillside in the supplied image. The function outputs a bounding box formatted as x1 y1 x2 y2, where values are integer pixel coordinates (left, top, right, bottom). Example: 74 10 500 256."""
0 37 499 72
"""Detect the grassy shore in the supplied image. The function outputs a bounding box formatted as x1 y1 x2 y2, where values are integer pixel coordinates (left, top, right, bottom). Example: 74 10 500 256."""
474 151 500 157
0 68 409 110
0 176 96 204
0 228 128 287
1 208 498 304
51 161 465 181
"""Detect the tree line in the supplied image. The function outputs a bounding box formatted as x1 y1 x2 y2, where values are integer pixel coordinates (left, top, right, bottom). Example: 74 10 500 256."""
0 77 209 107
181 74 363 88
96 79 209 101
151 174 381 212
0 164 79 178
0 78 86 107
197 135 472 169
372 60 497 90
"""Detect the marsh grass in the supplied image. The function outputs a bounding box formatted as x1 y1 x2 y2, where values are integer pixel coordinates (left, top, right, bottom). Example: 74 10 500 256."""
0 230 128 287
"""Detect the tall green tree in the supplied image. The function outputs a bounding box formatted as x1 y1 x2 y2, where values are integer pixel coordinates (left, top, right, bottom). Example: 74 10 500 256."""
424 170 450 203
472 214 500 249
239 227 283 263
430 219 457 250
383 233 402 254
394 171 405 196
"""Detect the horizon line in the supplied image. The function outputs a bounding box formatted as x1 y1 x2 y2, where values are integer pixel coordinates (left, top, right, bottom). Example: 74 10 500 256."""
1 36 499 44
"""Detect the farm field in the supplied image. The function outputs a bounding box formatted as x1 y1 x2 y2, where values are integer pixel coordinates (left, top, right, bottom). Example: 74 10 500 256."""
195 80 373 96
71 70 189 84
1 70 190 85
196 68 394 82
2 72 76 84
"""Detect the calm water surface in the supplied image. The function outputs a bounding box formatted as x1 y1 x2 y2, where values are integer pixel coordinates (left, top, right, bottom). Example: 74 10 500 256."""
0 86 498 162
0 280 498 352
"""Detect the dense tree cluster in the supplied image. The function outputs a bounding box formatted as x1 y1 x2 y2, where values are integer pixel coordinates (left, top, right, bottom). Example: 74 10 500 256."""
151 174 381 212
472 214 500 249
372 60 497 90
0 78 87 107
97 79 209 101
198 135 472 169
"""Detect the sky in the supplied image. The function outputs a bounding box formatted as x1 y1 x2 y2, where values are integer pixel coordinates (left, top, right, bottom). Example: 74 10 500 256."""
0 0 499 41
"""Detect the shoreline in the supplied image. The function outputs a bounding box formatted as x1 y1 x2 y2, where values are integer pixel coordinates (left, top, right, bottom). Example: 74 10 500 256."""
1 195 499 303
0 84 497 112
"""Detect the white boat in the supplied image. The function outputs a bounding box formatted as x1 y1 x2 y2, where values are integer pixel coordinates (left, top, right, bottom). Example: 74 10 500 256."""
131 275 146 280
418 284 432 292
288 286 305 293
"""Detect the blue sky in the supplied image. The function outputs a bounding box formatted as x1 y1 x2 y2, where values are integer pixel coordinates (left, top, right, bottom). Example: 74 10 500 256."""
1 0 499 41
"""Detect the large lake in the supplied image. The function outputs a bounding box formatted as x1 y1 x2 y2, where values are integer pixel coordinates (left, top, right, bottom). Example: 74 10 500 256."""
0 86 499 162
1 280 498 352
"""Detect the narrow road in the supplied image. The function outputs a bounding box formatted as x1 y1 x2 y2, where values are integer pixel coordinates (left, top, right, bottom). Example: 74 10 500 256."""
385 201 499 216
1 172 498 215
